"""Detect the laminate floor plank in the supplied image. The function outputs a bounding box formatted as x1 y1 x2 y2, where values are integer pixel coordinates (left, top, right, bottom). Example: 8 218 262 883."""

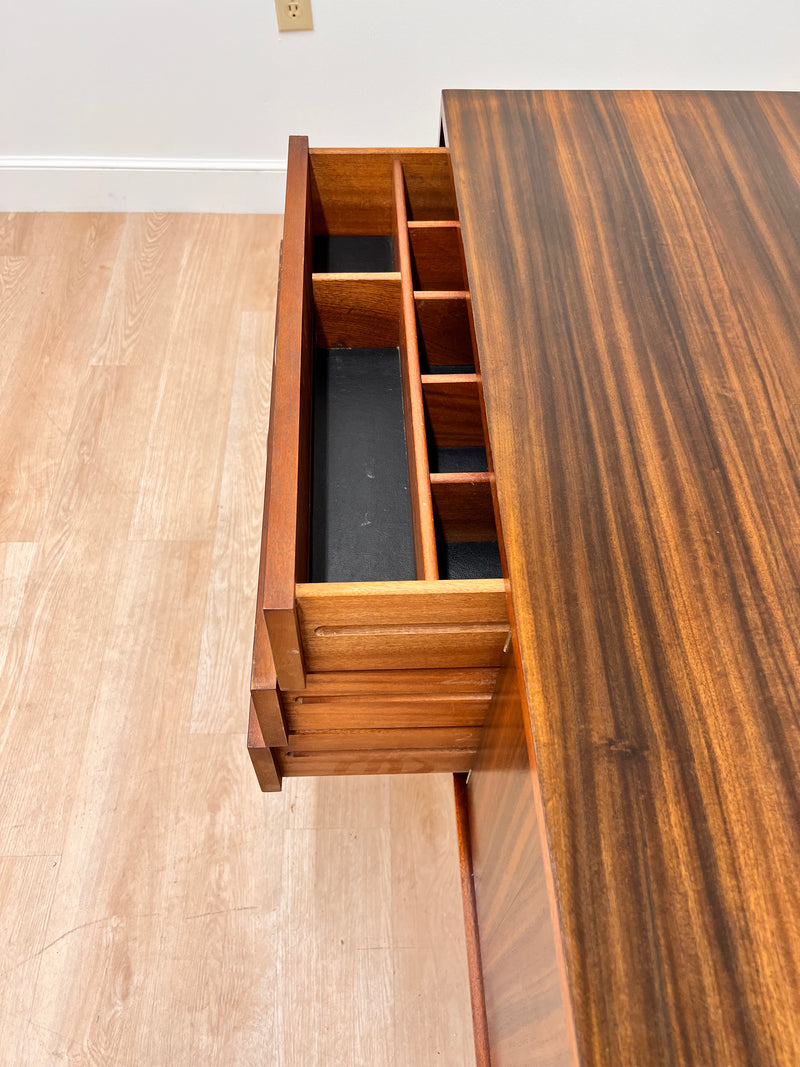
0 212 30 254
390 776 477 1065
0 255 42 351
27 539 213 1060
276 821 396 1066
128 215 264 542
0 363 162 857
0 856 60 1064
90 213 196 367
283 771 392 830
0 215 125 541
0 542 37 676
190 305 278 734
0 212 475 1067
164 733 282 1064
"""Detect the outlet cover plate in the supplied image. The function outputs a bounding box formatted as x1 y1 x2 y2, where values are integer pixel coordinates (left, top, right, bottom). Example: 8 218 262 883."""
275 0 313 31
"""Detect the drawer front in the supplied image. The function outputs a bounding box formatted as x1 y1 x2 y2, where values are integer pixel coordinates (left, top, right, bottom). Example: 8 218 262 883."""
284 725 482 754
295 581 508 674
249 135 510 787
281 667 497 731
275 748 475 778
250 668 494 788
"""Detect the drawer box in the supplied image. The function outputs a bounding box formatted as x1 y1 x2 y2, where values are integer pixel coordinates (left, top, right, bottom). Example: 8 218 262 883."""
249 137 509 789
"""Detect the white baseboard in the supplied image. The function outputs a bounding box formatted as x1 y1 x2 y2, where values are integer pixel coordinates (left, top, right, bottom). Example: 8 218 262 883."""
0 156 287 213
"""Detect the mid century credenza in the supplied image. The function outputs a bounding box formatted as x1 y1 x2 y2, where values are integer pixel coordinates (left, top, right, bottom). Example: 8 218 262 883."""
248 91 800 1065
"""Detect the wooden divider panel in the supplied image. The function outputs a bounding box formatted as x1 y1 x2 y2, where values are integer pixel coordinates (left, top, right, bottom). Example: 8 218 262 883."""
408 221 467 290
312 273 401 348
423 375 484 447
431 473 496 542
393 159 439 579
310 148 455 234
415 292 475 367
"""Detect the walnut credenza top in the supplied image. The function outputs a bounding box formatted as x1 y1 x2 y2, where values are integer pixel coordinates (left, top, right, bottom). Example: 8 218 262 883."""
443 90 800 1065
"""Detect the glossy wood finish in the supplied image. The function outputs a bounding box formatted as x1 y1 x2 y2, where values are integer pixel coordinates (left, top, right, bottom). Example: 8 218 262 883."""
309 148 456 234
312 272 401 348
408 221 466 291
275 748 475 777
415 292 474 367
393 159 440 579
423 375 484 447
281 667 497 730
454 774 491 1067
261 135 312 691
467 657 573 1066
444 89 800 1066
295 579 508 672
431 474 496 542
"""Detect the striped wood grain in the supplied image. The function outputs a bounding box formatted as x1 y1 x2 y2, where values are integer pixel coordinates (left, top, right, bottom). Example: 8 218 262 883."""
444 89 800 1067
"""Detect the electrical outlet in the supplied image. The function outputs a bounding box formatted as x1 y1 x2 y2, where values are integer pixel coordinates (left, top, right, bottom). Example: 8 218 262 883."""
275 0 313 31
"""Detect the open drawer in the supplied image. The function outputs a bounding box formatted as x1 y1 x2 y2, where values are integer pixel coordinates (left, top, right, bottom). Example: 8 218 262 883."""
249 138 509 789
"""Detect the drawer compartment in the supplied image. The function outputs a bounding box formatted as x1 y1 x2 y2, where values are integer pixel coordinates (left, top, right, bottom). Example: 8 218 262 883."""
310 346 414 583
249 136 508 788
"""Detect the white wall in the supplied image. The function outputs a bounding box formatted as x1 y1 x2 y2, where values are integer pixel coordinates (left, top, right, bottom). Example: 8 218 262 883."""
1 0 797 211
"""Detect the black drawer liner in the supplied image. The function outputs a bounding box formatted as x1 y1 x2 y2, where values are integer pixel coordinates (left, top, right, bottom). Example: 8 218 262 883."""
427 444 489 474
418 360 476 375
310 348 415 582
438 540 503 580
313 235 394 274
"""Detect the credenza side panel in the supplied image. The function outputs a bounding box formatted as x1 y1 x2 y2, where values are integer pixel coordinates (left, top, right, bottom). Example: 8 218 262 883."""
467 658 572 1066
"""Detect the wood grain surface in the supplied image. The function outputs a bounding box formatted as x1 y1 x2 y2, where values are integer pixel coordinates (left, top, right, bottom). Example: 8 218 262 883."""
467 656 573 1066
0 211 475 1066
431 474 497 542
262 136 312 692
444 89 800 1066
415 292 474 367
394 159 440 579
281 667 497 730
312 272 401 348
453 774 490 1067
309 148 456 234
408 221 466 291
295 579 508 671
423 375 484 447
275 748 475 777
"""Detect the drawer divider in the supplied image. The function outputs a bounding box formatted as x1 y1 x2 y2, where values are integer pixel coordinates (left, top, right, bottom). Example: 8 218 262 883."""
392 158 439 580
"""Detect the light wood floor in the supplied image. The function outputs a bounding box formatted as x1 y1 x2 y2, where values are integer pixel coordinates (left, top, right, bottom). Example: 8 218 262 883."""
0 213 476 1066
